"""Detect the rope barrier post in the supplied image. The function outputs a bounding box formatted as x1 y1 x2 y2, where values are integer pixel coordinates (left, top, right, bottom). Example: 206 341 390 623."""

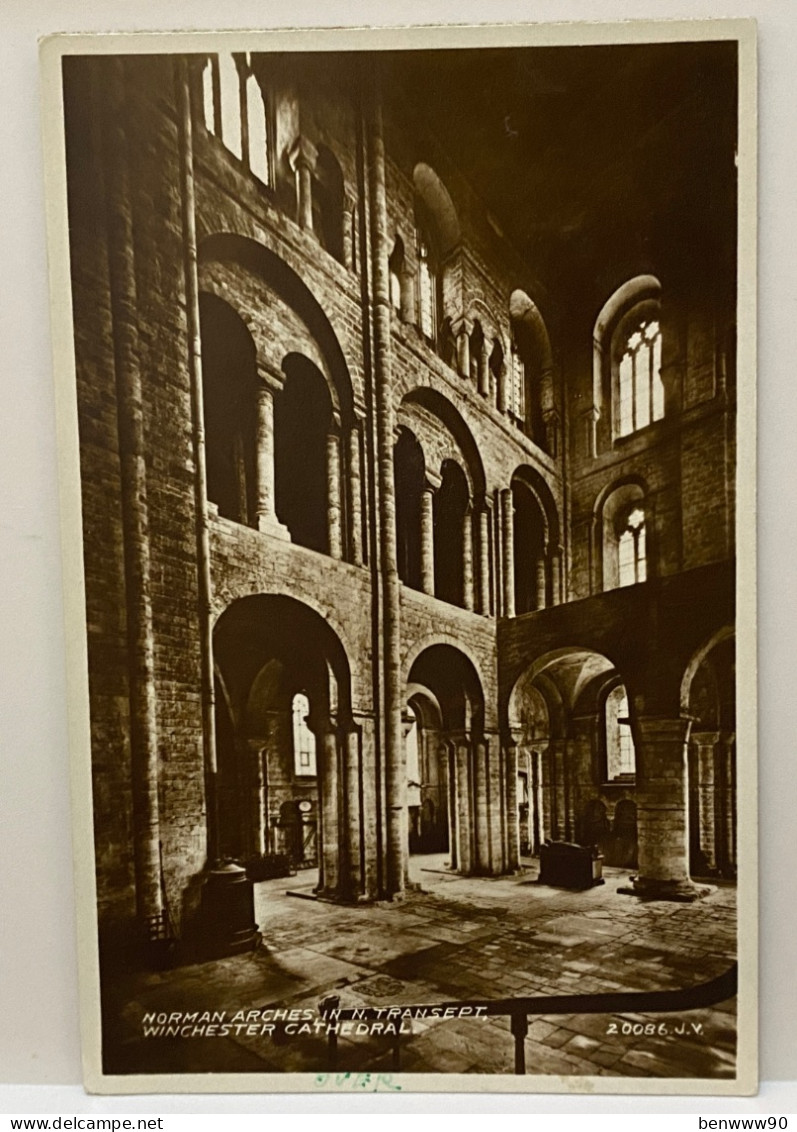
320 994 340 1071
510 1012 528 1075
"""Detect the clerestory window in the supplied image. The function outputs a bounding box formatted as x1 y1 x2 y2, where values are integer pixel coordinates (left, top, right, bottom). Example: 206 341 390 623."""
617 318 664 437
200 54 271 187
618 507 647 587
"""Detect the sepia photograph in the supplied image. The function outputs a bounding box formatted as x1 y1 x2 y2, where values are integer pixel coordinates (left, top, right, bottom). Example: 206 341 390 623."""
41 20 756 1094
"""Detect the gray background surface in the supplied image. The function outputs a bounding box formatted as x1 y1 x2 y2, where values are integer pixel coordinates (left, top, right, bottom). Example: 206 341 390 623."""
1 0 793 1111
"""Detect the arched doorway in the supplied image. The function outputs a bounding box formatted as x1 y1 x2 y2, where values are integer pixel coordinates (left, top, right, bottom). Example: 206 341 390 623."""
682 629 736 878
212 594 360 901
406 643 496 879
404 689 449 859
507 647 638 867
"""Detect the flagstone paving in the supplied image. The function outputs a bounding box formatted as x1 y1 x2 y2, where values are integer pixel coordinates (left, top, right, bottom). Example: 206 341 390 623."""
103 856 737 1081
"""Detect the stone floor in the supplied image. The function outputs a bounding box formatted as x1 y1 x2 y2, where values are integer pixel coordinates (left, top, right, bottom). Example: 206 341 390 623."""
102 856 737 1081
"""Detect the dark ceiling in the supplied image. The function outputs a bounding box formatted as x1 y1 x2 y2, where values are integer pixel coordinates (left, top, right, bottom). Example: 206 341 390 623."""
381 41 738 316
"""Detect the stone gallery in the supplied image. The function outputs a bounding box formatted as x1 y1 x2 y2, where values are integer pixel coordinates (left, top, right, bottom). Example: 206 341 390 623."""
60 36 742 1081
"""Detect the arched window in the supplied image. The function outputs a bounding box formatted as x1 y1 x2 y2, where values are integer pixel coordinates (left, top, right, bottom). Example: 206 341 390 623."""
292 692 317 777
244 66 270 185
201 57 217 134
605 685 635 780
218 53 243 159
599 480 650 592
389 236 405 316
618 506 647 587
617 318 663 436
199 54 271 186
417 230 437 341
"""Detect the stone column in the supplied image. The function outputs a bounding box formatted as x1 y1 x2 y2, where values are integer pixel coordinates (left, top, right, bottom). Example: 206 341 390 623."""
500 488 515 618
342 189 356 271
478 506 491 616
718 732 737 876
420 484 435 596
446 741 458 870
342 724 362 898
250 742 267 857
462 507 474 612
473 738 489 873
455 735 473 874
319 727 340 896
326 428 343 560
692 731 719 873
288 136 318 232
456 324 471 378
497 357 508 414
255 367 290 539
504 732 520 871
484 732 503 873
104 58 164 935
478 339 491 398
541 744 554 843
534 550 547 611
629 717 709 901
348 422 364 566
530 750 543 854
254 384 275 526
549 545 563 606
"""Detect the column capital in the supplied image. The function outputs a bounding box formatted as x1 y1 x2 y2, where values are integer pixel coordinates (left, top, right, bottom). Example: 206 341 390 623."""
423 470 442 492
451 316 473 338
691 730 720 747
288 134 318 173
256 359 285 393
503 724 525 749
635 716 692 743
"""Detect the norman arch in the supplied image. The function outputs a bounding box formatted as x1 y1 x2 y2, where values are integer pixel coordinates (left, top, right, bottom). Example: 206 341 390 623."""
394 388 488 611
509 289 558 453
592 274 663 450
681 628 736 878
212 594 364 900
509 467 562 613
198 234 363 561
593 475 651 593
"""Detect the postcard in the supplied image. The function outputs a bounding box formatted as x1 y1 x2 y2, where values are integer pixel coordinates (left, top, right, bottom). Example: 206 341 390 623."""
40 18 757 1094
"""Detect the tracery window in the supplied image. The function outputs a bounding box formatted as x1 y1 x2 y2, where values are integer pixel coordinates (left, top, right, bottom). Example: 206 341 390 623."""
618 507 647 587
605 685 636 779
291 692 317 777
200 54 271 186
617 318 664 436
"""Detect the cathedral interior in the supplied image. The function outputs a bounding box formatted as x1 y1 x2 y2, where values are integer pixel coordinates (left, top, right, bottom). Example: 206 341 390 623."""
62 39 740 1079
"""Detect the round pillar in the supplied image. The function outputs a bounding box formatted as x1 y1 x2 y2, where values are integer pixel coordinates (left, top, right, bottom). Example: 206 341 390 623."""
629 717 711 901
420 485 435 595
